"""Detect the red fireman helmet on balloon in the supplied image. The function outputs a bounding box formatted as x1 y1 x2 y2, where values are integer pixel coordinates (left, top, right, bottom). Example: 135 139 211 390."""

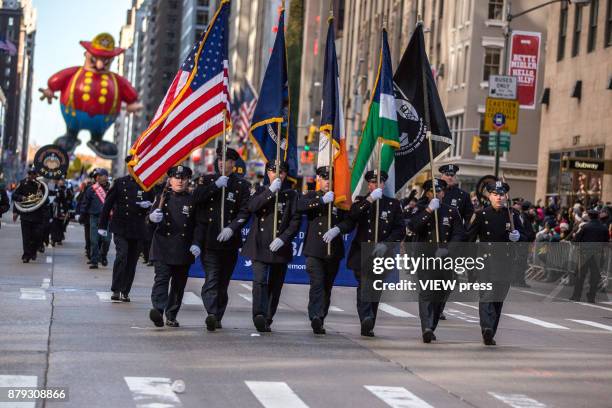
79 33 124 58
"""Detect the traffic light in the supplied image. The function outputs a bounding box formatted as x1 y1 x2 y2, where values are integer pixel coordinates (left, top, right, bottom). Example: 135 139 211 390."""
471 135 481 154
300 149 314 164
306 125 318 144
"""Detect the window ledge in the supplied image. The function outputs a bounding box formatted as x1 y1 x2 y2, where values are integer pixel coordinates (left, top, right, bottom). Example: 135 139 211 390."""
485 19 505 28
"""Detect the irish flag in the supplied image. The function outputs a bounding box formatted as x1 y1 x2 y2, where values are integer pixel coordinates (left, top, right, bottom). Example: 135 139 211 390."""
351 29 400 200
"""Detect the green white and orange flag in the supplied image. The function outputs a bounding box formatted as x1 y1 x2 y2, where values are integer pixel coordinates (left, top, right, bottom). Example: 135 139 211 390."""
318 15 351 210
350 28 400 200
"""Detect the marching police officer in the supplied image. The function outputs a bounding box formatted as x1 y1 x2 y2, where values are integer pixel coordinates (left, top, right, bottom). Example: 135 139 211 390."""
98 156 156 302
242 161 301 333
298 166 354 335
82 168 111 269
50 178 71 246
12 164 48 262
408 178 465 343
192 147 251 332
148 165 201 328
0 186 9 224
570 208 610 303
466 181 525 345
345 170 405 337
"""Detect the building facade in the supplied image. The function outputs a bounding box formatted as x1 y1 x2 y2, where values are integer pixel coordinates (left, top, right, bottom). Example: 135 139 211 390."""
0 0 35 181
536 0 612 206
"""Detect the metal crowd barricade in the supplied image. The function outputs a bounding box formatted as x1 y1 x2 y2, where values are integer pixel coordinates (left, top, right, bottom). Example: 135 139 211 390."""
526 241 576 283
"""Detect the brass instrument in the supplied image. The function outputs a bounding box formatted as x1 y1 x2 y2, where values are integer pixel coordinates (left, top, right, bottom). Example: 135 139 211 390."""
14 177 49 213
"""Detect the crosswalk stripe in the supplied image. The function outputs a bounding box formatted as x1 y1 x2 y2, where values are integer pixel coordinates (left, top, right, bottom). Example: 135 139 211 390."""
45 256 52 264
488 391 547 408
0 374 37 408
504 314 569 330
96 292 120 303
182 292 201 305
124 377 182 407
378 303 416 318
453 301 478 310
364 385 434 408
245 381 308 408
573 302 612 312
19 288 46 300
41 279 50 289
239 293 252 303
567 319 612 332
328 306 344 312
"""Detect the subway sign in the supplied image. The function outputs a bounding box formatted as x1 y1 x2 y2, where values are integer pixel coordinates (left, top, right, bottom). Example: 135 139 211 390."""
562 158 605 172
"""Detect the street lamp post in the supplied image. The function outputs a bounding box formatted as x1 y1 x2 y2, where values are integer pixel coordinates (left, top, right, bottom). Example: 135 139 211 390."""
495 0 591 177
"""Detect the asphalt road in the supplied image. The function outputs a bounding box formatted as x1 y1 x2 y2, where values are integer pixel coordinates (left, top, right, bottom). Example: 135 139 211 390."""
1 215 611 408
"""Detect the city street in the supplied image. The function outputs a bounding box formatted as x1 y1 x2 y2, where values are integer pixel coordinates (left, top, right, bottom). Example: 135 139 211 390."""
1 215 611 408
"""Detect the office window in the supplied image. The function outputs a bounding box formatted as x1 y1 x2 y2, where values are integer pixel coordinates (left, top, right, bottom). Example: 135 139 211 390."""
572 5 583 57
196 11 209 25
588 0 599 52
488 0 503 20
462 45 469 84
606 0 612 47
439 0 444 19
197 0 209 6
449 50 456 86
8 17 13 26
447 114 464 157
558 1 569 60
456 48 462 85
483 47 500 81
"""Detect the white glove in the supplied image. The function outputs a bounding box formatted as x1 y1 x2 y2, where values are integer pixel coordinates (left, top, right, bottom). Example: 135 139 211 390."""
97 229 108 237
322 226 340 243
217 227 234 242
75 214 80 222
370 188 383 201
321 191 335 204
215 175 229 188
189 245 201 257
137 200 153 209
509 230 520 242
269 237 284 252
428 198 440 211
149 209 163 223
269 177 282 193
372 242 387 257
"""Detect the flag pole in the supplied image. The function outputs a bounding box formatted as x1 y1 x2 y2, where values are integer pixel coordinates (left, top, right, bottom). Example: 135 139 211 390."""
327 5 334 256
273 121 281 241
221 110 227 229
374 138 382 244
418 18 440 244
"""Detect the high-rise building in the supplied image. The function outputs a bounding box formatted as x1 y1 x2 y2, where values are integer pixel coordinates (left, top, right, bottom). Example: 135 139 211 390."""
0 0 36 180
535 0 611 206
180 0 219 62
339 0 548 200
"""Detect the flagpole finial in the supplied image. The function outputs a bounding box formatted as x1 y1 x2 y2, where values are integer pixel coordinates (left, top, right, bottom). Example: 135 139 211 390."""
328 0 334 22
382 14 388 30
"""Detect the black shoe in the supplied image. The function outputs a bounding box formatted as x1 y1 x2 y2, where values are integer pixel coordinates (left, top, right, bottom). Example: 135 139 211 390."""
22 257 29 263
311 317 325 335
254 314 267 332
87 139 118 160
149 309 164 327
205 314 217 332
432 333 437 341
360 317 375 337
586 298 596 304
110 291 120 301
31 253 37 261
422 329 434 343
439 313 447 320
120 293 130 302
54 134 80 154
38 246 45 253
165 319 180 327
51 241 56 247
482 328 496 346
100 258 108 267
569 296 580 302
89 264 98 269
215 320 222 329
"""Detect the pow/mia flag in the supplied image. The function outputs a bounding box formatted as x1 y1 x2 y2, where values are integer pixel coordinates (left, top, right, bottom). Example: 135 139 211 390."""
392 23 452 194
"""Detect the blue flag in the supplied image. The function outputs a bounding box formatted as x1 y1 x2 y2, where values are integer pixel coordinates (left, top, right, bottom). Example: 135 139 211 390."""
249 7 297 181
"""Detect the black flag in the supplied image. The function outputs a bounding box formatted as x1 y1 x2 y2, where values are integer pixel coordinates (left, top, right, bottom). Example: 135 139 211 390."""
392 24 452 194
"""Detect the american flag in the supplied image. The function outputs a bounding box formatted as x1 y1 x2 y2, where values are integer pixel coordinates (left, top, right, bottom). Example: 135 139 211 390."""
234 81 258 143
129 0 231 190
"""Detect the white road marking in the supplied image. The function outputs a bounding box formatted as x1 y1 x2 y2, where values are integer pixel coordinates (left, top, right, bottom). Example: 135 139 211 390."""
19 288 46 300
488 391 547 408
245 381 309 408
240 283 252 290
573 302 612 312
567 319 612 332
239 293 252 303
504 314 569 330
96 292 120 303
41 279 50 289
0 374 37 408
45 256 52 264
364 385 434 408
378 303 416 318
124 377 182 408
181 292 201 305
445 308 479 323
453 301 479 310
328 306 344 312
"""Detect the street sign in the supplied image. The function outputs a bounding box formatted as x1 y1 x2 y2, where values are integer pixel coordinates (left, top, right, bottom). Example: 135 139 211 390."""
493 113 506 130
484 97 519 134
488 131 511 151
488 75 517 100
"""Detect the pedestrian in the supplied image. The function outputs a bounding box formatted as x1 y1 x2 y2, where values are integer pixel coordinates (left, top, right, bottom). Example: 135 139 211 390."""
192 147 251 332
345 170 405 337
466 181 525 345
300 166 354 335
82 168 111 269
408 178 465 343
242 161 301 333
98 156 155 302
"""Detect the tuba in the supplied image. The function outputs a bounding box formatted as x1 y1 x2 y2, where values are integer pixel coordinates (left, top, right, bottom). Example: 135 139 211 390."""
14 177 49 213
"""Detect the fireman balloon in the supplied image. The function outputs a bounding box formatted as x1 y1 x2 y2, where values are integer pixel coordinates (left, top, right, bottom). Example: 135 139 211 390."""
39 33 142 159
